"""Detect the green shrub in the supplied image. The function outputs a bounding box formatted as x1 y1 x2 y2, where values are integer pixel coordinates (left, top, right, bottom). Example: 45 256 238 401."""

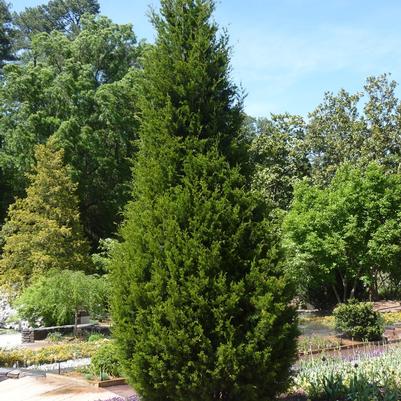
46 332 63 342
87 333 105 342
333 301 384 341
90 341 121 377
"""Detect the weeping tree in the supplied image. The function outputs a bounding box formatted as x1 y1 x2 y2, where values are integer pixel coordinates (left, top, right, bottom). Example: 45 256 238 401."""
110 1 298 401
15 269 108 334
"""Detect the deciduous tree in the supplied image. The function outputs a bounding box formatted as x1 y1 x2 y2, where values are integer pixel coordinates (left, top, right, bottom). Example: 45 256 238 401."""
0 0 15 69
283 162 401 306
250 113 310 210
15 269 108 333
14 0 100 50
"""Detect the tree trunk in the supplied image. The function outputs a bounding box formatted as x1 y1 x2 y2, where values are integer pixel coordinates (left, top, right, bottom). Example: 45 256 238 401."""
74 310 78 337
349 278 358 300
332 284 342 304
338 270 348 303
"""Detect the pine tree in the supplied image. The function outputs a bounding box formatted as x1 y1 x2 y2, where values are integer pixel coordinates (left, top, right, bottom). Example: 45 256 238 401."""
0 137 92 291
111 1 298 400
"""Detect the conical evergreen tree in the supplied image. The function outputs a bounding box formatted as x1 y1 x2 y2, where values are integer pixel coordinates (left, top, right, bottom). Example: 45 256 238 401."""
111 1 298 400
0 137 92 290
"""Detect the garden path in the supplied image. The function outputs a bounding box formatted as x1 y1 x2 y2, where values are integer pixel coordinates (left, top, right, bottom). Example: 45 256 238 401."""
0 375 137 400
0 333 20 349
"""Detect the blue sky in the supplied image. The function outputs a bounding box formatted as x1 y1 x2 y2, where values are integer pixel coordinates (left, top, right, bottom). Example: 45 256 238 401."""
10 0 401 117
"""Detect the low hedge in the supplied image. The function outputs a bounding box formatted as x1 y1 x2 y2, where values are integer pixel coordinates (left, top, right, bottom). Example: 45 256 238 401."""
0 339 109 367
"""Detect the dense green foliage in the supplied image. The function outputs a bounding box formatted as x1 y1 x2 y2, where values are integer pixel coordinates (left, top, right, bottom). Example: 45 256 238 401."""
306 74 401 184
2 1 401 398
250 74 401 210
0 14 142 242
14 0 99 49
333 301 384 341
0 0 15 68
110 1 298 400
90 341 122 377
0 139 92 290
283 163 401 306
250 114 310 210
14 268 109 327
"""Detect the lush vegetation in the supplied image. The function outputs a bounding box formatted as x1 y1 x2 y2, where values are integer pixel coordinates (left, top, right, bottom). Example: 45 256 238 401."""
294 345 401 401
0 338 108 367
0 139 92 290
333 301 384 341
1 0 401 400
284 163 401 307
110 1 297 401
14 269 109 329
0 1 141 244
90 340 122 378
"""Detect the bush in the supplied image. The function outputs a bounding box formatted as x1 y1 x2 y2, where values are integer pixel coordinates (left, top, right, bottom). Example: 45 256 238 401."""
46 332 63 342
87 333 105 342
90 341 121 378
333 301 384 341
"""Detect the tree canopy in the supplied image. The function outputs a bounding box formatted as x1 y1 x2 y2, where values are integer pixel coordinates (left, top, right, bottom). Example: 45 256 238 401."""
250 113 310 210
283 162 401 306
14 0 100 50
0 14 142 243
0 0 15 69
306 74 401 183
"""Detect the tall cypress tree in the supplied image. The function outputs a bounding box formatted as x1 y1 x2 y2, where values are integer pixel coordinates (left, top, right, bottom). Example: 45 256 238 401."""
0 137 92 291
111 1 298 400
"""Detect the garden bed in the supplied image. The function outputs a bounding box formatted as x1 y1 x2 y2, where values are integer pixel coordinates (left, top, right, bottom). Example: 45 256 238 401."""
298 310 401 355
290 342 401 400
0 339 109 368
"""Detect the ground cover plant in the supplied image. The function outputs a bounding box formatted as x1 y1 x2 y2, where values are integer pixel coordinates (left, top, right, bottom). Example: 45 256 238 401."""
0 338 108 367
299 315 335 333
